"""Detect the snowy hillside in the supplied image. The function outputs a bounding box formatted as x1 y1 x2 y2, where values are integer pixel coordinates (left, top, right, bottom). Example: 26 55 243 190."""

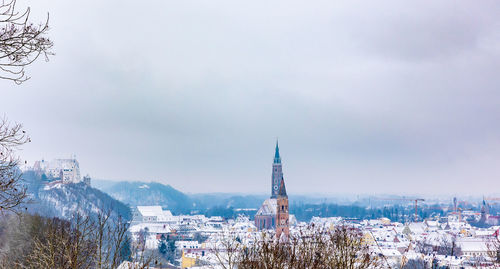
22 171 131 220
94 181 192 214
94 180 269 213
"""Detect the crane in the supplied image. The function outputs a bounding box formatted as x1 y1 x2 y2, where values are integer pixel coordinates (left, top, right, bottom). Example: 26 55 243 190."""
452 199 470 214
451 207 475 223
452 207 464 223
374 197 425 221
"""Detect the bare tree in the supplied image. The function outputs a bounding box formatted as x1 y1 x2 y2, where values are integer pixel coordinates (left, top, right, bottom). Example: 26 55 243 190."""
0 117 29 214
0 0 53 84
22 216 96 269
209 232 244 269
436 234 460 257
401 259 426 269
3 211 160 269
237 231 290 269
128 243 161 269
94 211 160 269
413 237 433 256
487 233 500 266
322 226 379 269
213 225 380 269
93 211 157 269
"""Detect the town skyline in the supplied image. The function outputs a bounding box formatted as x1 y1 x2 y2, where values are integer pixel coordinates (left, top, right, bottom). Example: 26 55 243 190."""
23 141 500 197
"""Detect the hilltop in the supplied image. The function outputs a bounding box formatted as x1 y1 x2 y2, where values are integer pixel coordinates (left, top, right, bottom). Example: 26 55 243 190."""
22 171 131 220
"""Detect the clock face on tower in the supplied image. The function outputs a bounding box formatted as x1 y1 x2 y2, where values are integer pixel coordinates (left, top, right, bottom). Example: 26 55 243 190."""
274 185 279 190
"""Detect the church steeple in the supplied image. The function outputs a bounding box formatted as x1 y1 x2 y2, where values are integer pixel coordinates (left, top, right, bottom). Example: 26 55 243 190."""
278 177 287 197
271 140 283 198
274 140 281 164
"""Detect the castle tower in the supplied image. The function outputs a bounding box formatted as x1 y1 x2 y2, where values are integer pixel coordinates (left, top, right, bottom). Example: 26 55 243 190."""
276 177 289 239
271 141 283 198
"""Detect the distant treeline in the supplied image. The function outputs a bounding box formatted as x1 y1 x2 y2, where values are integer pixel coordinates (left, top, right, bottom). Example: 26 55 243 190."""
201 202 456 223
290 203 441 222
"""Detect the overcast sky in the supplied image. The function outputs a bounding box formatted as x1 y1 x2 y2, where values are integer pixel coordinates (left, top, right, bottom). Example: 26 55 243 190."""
2 0 500 195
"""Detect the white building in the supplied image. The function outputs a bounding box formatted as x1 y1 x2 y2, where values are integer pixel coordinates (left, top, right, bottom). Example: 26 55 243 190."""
458 239 490 257
34 158 82 183
133 206 174 222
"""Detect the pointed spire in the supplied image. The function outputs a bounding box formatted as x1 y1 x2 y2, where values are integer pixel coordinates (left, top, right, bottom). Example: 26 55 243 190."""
274 140 281 164
278 177 287 197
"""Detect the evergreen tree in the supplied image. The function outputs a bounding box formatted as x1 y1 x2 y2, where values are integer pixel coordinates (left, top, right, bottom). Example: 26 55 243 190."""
120 235 132 261
158 235 167 255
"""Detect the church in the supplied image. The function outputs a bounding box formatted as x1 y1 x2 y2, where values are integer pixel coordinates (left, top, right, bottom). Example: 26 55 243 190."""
254 141 290 238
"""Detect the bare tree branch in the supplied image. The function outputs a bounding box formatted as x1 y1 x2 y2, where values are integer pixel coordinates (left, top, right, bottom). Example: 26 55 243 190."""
0 117 29 214
0 0 53 84
213 225 381 269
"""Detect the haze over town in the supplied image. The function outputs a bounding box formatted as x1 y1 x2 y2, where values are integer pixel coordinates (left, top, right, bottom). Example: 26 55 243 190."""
2 0 500 195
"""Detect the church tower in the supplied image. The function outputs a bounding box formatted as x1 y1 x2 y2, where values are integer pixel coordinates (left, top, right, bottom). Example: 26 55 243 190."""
276 177 289 239
271 141 283 198
255 141 289 231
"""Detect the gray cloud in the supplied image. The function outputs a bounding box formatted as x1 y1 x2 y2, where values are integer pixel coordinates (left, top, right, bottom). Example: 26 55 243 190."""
1 0 500 195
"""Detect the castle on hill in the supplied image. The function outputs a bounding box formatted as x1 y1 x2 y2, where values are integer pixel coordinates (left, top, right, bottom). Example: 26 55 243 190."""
32 158 91 185
255 141 290 238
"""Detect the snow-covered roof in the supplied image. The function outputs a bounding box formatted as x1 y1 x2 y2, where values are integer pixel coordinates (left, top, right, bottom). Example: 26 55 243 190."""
256 198 277 216
137 206 164 217
136 206 173 220
474 229 495 237
426 220 439 227
458 239 490 253
231 221 256 231
375 247 402 257
408 222 426 234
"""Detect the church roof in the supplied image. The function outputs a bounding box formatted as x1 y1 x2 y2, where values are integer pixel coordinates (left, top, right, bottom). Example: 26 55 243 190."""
278 177 287 197
256 198 277 216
